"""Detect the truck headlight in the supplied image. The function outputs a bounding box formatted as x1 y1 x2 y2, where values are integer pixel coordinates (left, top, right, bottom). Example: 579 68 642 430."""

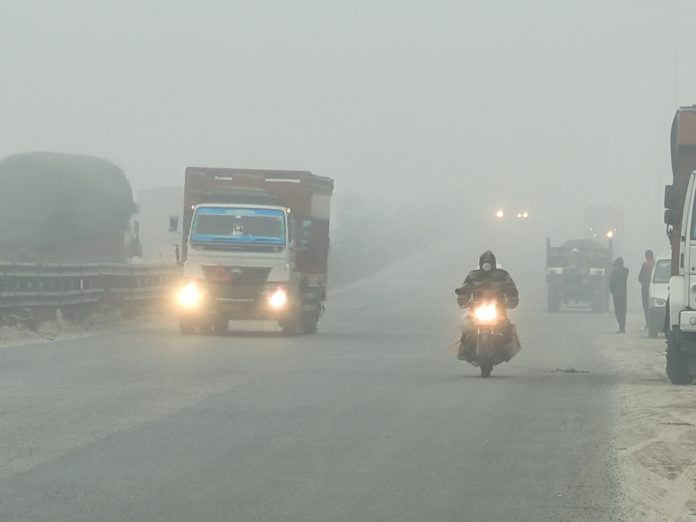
267 288 289 310
177 281 203 309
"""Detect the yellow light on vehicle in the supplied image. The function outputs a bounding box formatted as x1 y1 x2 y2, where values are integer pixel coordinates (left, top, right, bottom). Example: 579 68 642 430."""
522 211 529 218
473 302 497 322
268 288 289 310
606 230 615 239
177 282 202 309
495 209 504 219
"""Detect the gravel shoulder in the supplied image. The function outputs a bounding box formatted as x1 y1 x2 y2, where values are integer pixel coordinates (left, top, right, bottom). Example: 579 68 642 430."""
597 315 696 522
0 311 166 348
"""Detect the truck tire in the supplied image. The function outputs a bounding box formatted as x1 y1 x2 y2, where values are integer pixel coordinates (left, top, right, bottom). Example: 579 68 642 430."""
547 294 560 313
591 296 604 314
666 335 691 384
279 309 302 336
598 294 609 313
179 318 196 335
279 320 300 336
280 311 319 336
301 311 320 334
212 317 228 335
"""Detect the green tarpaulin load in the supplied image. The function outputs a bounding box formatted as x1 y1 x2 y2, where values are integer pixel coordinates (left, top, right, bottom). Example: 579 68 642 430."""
0 152 136 262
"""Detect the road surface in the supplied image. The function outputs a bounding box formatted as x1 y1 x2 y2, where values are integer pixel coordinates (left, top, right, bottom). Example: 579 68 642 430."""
0 247 623 521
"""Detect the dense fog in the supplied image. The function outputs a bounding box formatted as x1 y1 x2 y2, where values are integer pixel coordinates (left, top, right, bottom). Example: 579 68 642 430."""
2 0 695 306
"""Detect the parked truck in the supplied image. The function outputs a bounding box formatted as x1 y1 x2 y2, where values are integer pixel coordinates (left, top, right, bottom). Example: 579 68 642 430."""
0 151 140 263
546 238 612 313
174 167 334 335
663 105 696 383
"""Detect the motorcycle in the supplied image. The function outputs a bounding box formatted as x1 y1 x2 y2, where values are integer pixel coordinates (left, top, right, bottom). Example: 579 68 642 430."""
458 296 520 378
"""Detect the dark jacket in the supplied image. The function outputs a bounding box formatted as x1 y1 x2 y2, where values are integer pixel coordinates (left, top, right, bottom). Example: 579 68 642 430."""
455 251 519 308
609 259 629 296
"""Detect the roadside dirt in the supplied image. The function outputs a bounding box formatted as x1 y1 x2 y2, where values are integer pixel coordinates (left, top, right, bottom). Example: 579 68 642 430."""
0 310 165 348
598 317 696 521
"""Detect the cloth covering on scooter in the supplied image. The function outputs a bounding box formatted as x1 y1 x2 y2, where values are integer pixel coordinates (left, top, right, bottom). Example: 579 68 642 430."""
457 320 521 366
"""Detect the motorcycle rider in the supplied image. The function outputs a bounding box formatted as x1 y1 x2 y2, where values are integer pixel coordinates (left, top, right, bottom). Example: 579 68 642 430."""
454 251 520 362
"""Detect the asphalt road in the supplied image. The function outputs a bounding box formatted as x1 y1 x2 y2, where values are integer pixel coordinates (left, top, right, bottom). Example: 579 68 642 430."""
0 248 623 521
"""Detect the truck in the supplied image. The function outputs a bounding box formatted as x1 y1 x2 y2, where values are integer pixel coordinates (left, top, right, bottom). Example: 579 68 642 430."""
0 151 140 263
174 167 334 335
662 105 696 383
545 238 612 313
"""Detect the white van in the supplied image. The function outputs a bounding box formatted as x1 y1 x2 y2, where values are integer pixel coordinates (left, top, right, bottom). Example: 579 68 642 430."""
648 253 670 338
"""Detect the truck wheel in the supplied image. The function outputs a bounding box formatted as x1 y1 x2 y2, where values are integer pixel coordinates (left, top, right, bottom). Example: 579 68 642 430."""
179 318 196 335
666 336 691 384
301 311 320 334
279 320 300 336
592 295 609 314
213 317 228 335
279 309 301 336
547 295 560 313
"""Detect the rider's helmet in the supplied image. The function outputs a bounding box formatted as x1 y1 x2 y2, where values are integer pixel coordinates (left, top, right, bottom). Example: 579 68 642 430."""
479 251 497 272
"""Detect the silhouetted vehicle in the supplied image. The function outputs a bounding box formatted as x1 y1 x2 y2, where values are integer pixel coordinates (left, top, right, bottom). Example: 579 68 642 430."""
546 238 612 313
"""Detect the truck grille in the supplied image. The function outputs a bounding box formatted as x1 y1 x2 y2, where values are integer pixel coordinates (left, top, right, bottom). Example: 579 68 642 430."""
202 266 270 284
202 266 271 301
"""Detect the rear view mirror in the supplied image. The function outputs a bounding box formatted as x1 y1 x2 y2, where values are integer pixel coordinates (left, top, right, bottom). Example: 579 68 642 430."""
169 215 180 233
664 184 675 210
664 209 678 226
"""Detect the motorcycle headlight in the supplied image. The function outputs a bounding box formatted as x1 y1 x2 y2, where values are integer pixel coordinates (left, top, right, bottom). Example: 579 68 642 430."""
473 303 498 322
267 288 289 310
177 281 203 309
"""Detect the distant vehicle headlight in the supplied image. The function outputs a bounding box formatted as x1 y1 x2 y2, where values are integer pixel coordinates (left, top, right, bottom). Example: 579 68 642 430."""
268 288 289 310
177 281 203 309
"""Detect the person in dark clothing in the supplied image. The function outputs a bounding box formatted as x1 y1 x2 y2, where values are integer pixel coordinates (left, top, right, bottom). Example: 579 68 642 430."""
638 250 655 329
455 251 521 363
609 257 629 333
455 251 520 309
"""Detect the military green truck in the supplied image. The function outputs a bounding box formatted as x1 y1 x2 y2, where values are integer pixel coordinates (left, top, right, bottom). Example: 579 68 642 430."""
546 238 612 313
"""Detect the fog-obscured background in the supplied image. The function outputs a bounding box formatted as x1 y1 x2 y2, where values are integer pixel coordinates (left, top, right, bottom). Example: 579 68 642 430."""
2 0 695 305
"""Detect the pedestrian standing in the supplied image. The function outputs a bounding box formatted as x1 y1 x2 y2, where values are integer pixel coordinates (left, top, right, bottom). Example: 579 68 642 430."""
609 257 629 333
638 250 655 329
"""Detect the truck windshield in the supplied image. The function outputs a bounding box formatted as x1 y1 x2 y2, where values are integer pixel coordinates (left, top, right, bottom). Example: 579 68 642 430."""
190 207 286 246
652 259 671 283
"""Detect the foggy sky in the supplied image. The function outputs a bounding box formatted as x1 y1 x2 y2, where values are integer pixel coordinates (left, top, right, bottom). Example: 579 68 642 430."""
2 0 696 262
